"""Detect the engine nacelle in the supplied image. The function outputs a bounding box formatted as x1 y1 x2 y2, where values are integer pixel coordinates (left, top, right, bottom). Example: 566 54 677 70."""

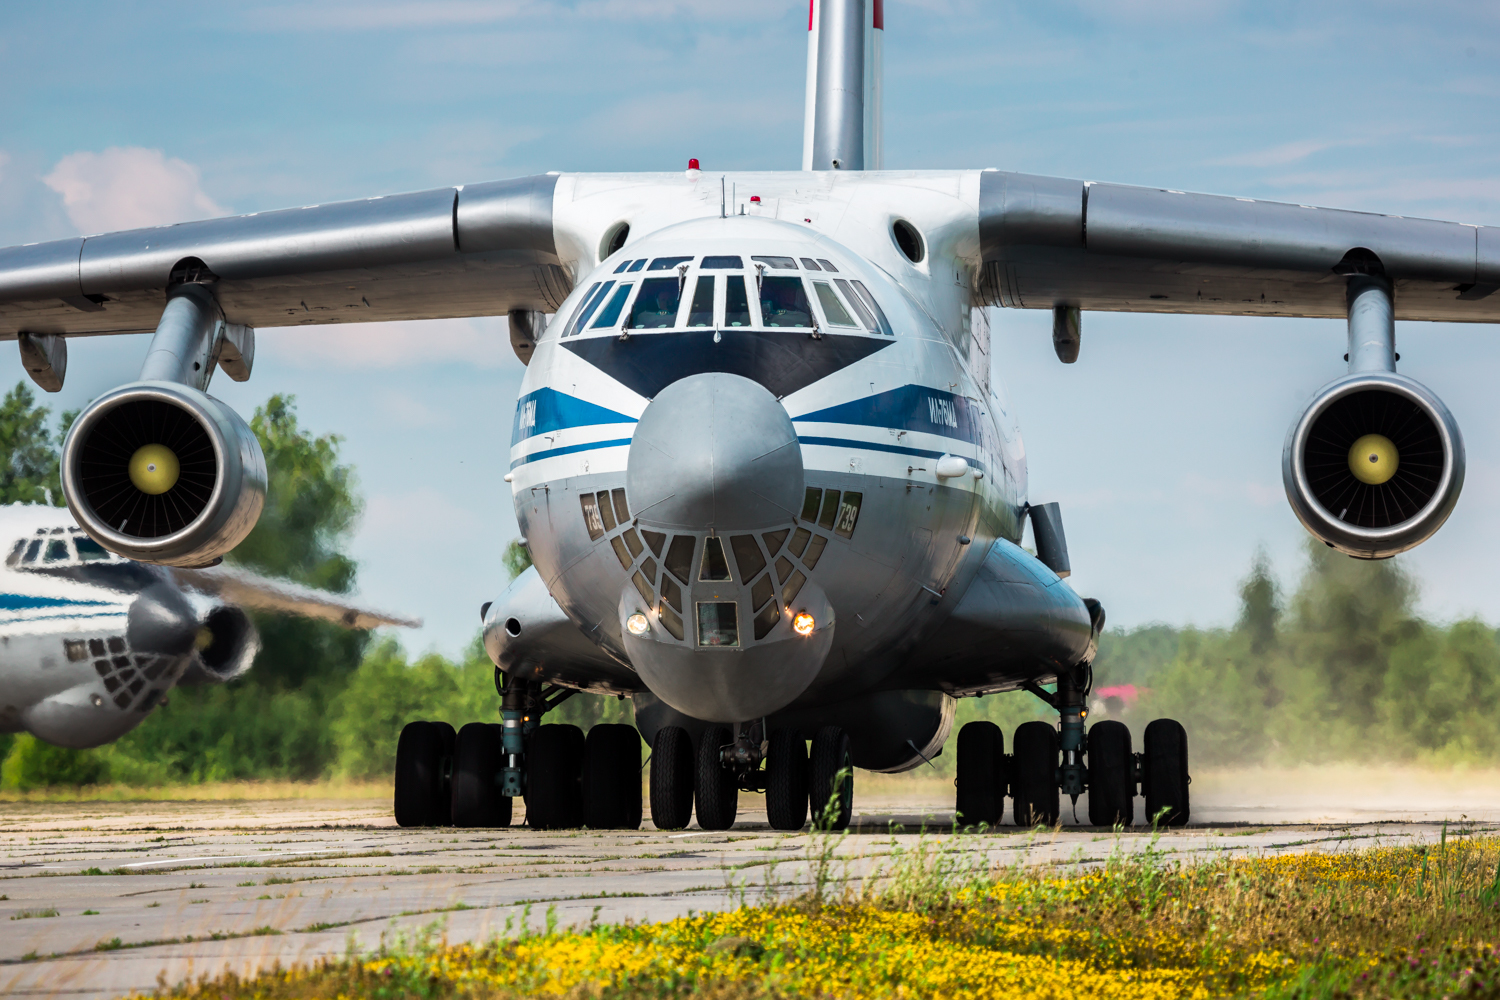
1283 372 1464 559
178 604 260 685
62 381 267 567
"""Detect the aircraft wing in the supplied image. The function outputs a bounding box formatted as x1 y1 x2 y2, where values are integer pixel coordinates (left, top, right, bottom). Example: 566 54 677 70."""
978 171 1500 322
0 175 567 338
169 564 421 630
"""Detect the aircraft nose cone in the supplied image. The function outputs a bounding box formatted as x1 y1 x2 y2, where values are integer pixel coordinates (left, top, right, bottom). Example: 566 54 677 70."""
127 583 199 657
627 373 803 531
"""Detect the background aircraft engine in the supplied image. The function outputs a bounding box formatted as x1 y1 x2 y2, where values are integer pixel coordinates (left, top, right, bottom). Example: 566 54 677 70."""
61 381 267 567
181 604 260 684
1282 372 1464 560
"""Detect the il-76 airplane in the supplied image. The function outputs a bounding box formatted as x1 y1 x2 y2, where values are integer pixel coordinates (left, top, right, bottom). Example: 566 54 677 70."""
0 1 1488 830
0 504 417 751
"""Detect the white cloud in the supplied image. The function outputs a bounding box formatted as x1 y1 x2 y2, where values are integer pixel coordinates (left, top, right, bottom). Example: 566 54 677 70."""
44 147 228 234
255 317 521 370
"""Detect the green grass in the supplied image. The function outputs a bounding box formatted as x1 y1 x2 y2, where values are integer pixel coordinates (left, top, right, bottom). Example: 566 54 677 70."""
9 907 58 920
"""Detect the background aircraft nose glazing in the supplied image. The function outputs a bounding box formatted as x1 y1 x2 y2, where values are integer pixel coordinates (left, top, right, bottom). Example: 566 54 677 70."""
626 373 804 531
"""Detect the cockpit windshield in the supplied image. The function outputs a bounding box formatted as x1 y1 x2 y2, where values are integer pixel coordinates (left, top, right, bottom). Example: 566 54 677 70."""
760 277 813 328
563 254 893 337
8 529 125 570
628 277 681 329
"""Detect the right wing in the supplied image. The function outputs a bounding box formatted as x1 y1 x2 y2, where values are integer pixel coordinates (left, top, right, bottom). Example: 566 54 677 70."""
0 175 569 339
978 171 1500 322
170 564 421 630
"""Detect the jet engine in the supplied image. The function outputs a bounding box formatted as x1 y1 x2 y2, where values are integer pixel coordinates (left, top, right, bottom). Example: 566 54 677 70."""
1282 372 1464 559
61 381 267 567
179 603 261 685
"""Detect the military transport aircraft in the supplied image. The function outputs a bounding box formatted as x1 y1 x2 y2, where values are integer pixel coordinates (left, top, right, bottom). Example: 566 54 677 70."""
0 0 1490 830
0 503 417 751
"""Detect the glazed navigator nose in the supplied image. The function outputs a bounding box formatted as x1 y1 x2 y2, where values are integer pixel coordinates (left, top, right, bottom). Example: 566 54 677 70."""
626 373 804 530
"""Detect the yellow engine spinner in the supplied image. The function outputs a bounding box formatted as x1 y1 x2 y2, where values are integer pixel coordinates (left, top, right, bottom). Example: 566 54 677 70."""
1348 434 1398 485
128 444 181 495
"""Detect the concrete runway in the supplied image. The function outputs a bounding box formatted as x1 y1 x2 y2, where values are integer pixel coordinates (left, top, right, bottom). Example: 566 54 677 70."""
2 772 1497 1000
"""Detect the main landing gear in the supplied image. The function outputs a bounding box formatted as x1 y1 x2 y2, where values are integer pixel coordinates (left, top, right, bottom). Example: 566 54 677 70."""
649 723 854 832
955 662 1190 829
393 671 643 830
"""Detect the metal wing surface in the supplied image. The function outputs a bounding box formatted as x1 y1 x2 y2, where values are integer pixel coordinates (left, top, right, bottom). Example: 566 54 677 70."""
170 565 421 630
979 171 1500 322
0 175 567 338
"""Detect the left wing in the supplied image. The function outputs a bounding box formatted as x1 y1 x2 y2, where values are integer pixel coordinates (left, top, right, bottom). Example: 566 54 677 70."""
171 564 420 630
978 171 1500 322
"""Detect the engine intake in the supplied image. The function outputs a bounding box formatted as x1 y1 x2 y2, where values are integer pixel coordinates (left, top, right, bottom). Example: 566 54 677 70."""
62 381 266 567
1283 372 1464 559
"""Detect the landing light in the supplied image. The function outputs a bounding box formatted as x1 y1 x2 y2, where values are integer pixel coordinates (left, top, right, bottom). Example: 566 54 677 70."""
627 613 650 636
793 611 816 636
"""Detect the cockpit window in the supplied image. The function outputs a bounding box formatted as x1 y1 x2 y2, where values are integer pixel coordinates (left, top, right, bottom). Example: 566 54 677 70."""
6 540 23 566
686 276 715 327
591 282 634 329
800 258 822 271
44 539 71 563
850 280 894 336
752 255 796 270
566 281 610 337
613 260 635 274
22 539 41 564
813 281 858 327
648 256 692 271
724 276 752 327
629 278 681 329
834 278 878 332
627 259 647 272
760 276 813 328
701 255 743 269
817 259 838 272
74 537 113 562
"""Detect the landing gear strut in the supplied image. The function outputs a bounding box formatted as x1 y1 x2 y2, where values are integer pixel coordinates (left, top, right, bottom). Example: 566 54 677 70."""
954 662 1191 829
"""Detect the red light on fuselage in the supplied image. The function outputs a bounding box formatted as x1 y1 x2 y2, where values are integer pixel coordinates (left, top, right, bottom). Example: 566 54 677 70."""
688 158 700 170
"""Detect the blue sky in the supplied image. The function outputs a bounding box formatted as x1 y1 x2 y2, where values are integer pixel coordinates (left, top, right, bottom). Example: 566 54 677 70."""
2 1 1498 655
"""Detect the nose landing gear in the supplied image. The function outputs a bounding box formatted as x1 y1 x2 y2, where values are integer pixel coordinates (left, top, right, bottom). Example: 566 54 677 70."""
955 661 1191 829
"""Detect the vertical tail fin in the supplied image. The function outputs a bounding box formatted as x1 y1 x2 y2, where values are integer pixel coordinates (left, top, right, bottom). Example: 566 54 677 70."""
802 0 883 171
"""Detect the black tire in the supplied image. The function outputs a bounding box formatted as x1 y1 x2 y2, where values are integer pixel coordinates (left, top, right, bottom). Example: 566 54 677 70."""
452 722 512 828
1011 720 1059 827
582 723 643 829
1086 720 1134 828
430 721 456 826
765 729 809 831
1143 718 1190 828
809 726 853 831
649 726 695 830
695 726 738 831
394 721 447 827
955 721 1004 828
527 724 585 829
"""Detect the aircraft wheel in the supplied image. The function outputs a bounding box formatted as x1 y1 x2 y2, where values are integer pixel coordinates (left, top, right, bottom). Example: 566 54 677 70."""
582 723 642 829
765 728 808 831
1011 720 1059 827
1143 718 1191 828
649 726 695 830
1086 720 1134 828
394 721 451 827
451 722 511 828
695 726 738 831
526 724 585 829
809 725 853 831
955 721 1004 828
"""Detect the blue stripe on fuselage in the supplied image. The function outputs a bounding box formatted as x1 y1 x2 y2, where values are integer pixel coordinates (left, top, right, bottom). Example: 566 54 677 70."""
792 385 980 444
511 387 636 447
0 593 114 610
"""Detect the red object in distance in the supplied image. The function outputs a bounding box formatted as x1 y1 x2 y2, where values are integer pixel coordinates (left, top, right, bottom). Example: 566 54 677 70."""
688 158 700 170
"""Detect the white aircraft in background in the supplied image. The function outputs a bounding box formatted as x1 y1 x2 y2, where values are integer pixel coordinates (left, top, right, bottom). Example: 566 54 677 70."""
0 504 417 750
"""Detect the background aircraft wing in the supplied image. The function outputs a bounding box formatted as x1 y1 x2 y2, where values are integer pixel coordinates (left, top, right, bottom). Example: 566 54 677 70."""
0 175 567 338
170 564 421 630
978 171 1500 322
